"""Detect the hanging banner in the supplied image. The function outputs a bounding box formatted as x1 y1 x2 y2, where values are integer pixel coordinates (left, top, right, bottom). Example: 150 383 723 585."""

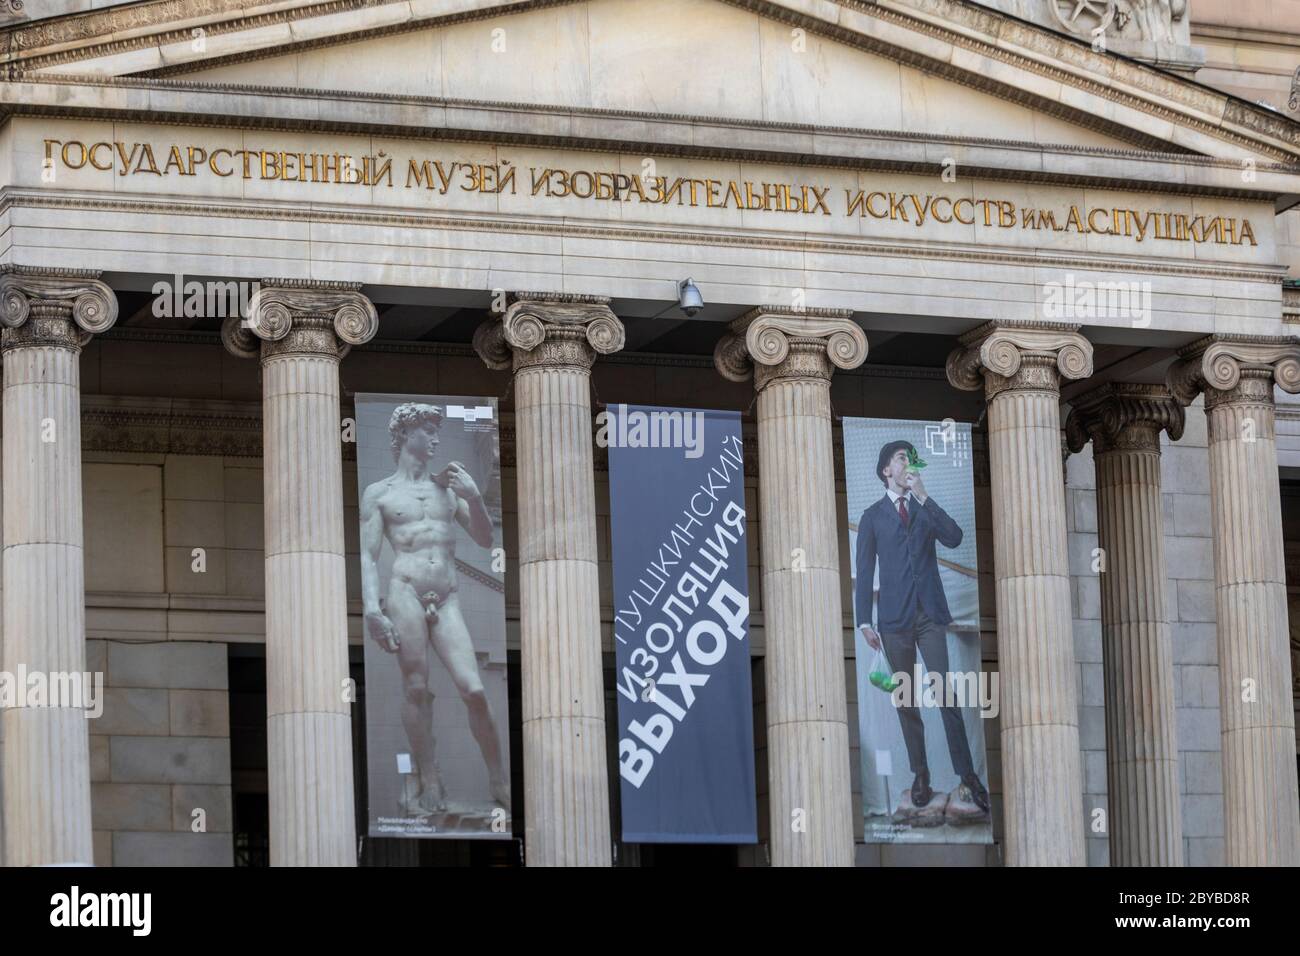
355 393 511 839
843 417 994 845
607 404 758 844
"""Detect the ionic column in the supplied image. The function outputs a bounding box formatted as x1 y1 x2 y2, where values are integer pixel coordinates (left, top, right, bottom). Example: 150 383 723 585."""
474 294 624 867
714 308 867 867
0 268 117 866
947 321 1092 866
1167 335 1300 866
223 280 378 867
1065 384 1185 866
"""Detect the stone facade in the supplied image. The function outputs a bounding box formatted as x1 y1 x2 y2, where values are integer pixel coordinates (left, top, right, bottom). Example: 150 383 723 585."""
0 338 1282 867
1067 399 1225 867
89 638 233 867
2 0 1299 868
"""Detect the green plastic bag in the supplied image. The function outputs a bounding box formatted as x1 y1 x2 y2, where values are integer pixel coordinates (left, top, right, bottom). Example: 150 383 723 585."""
867 646 900 693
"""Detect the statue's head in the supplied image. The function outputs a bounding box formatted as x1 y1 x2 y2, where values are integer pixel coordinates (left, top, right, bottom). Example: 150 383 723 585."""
389 403 445 462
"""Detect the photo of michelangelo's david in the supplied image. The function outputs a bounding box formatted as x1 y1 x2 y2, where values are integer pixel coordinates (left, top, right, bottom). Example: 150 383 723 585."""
844 418 991 843
356 395 511 838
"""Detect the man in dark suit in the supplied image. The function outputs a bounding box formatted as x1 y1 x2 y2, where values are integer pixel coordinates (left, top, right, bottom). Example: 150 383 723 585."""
855 439 989 813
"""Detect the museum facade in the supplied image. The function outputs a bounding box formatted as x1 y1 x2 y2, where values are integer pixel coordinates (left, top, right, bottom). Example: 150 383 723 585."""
0 0 1298 867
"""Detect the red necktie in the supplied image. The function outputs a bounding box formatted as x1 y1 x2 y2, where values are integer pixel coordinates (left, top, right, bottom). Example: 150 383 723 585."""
898 496 910 528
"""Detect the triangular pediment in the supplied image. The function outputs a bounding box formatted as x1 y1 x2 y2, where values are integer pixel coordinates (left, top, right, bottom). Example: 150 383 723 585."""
178 0 1136 151
6 0 1300 162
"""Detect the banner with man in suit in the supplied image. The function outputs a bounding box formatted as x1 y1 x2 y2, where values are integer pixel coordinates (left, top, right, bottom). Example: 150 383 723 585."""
843 417 994 845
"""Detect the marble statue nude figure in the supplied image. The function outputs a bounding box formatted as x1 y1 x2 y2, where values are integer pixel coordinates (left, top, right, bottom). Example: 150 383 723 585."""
360 402 511 815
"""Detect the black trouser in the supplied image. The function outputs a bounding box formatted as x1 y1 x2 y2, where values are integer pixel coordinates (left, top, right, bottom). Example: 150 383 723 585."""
881 607 975 779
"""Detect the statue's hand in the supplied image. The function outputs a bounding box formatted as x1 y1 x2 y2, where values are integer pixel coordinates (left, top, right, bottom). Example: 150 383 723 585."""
443 461 481 501
365 609 399 653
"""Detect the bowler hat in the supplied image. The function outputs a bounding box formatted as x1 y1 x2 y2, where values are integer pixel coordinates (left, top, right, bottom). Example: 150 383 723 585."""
876 439 915 486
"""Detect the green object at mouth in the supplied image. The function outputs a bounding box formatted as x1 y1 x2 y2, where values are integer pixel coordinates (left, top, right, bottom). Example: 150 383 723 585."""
906 448 928 473
869 670 901 692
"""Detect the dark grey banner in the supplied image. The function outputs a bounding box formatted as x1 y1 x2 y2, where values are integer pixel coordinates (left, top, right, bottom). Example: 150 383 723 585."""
608 404 757 843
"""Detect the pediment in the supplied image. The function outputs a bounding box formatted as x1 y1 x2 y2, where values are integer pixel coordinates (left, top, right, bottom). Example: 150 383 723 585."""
5 0 1300 162
177 0 1136 151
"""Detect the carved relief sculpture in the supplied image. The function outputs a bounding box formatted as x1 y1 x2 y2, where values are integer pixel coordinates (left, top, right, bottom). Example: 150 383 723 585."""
1050 0 1187 43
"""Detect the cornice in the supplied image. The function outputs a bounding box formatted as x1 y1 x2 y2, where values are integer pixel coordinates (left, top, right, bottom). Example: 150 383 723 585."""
5 76 1298 201
344 336 726 370
94 327 955 389
1284 285 1300 325
72 384 982 495
0 73 1179 161
1191 24 1300 51
81 394 265 457
0 72 1195 160
3 0 1298 161
5 1 289 54
4 193 1285 285
0 0 568 67
859 0 1300 155
0 1 487 56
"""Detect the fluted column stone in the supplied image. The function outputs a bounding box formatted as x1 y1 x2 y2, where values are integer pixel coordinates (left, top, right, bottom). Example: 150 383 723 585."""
947 321 1092 866
715 307 867 867
223 279 378 867
1167 334 1300 867
1065 383 1185 866
474 293 624 867
0 268 117 866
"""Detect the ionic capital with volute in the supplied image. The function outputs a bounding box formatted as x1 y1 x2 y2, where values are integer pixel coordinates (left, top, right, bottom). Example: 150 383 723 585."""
221 279 378 361
712 307 867 390
473 293 624 372
0 266 117 351
946 321 1093 399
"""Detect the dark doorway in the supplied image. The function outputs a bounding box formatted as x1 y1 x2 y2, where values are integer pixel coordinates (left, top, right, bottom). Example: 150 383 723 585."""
227 644 523 866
